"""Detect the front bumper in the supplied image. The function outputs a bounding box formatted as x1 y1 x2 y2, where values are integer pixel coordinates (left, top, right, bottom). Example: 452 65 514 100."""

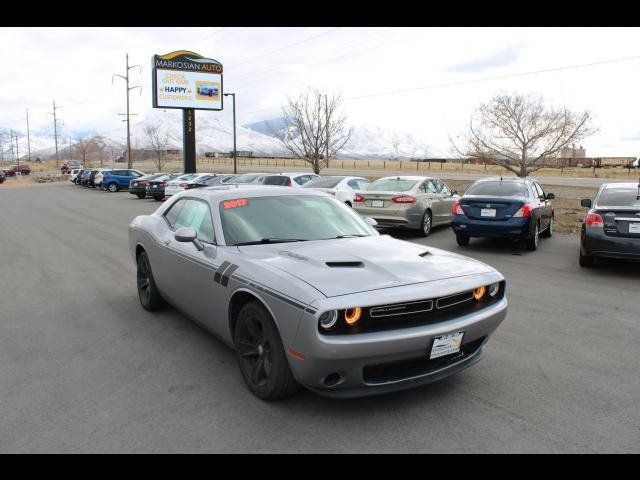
129 186 147 196
452 216 532 239
287 277 507 398
582 228 640 261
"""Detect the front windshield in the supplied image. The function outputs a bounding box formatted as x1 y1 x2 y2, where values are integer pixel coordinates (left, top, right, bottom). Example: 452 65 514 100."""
367 178 418 192
597 188 640 207
220 195 373 245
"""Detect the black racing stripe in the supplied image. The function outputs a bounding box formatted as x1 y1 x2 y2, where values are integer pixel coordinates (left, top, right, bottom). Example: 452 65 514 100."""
214 261 231 284
220 264 239 287
233 273 315 313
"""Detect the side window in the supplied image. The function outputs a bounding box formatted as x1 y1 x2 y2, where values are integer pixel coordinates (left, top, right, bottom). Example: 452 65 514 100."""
422 180 438 194
173 199 215 244
533 182 545 199
347 179 360 189
164 199 186 229
293 175 307 185
439 181 451 196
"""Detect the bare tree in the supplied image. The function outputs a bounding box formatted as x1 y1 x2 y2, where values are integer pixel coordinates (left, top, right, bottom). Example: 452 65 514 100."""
451 93 597 177
92 136 109 168
74 138 96 166
273 88 352 174
144 124 169 172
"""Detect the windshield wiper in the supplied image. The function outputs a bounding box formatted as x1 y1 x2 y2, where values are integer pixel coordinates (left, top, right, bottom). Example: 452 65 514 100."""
332 234 368 239
234 238 307 246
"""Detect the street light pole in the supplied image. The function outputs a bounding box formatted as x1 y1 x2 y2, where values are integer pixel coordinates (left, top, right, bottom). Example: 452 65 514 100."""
224 93 237 174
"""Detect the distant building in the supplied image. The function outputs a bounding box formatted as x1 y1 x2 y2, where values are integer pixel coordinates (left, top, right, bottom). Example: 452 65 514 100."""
560 145 586 158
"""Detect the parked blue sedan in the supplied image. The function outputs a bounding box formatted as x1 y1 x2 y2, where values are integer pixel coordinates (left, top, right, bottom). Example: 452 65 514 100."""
451 177 554 251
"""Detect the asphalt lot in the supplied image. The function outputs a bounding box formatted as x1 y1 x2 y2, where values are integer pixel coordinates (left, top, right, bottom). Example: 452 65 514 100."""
1 183 639 453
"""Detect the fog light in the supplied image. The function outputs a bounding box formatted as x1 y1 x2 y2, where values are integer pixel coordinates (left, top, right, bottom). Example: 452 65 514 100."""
473 286 486 301
344 307 362 325
319 310 338 330
488 283 500 297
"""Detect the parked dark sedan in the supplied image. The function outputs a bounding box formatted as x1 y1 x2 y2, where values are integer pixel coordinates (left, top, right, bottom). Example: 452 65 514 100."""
79 169 93 186
145 173 181 201
129 173 165 199
0 171 5 184
451 177 554 251
579 182 640 267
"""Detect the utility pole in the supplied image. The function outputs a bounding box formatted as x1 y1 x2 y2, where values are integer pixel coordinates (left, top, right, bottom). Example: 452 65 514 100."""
113 53 141 170
14 132 19 167
324 94 329 166
9 128 15 162
25 108 32 162
223 93 237 174
47 100 63 167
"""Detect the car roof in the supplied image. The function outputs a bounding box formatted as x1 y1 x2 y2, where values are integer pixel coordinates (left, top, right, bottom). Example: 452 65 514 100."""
190 185 330 202
474 176 528 183
601 182 640 189
373 175 434 181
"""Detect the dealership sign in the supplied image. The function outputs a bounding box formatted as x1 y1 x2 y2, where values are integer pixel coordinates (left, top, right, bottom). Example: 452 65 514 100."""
152 50 223 111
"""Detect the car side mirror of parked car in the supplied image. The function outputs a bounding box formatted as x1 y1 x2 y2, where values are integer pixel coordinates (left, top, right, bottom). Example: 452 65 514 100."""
581 198 592 208
545 193 555 200
175 227 204 251
364 217 378 227
451 190 458 196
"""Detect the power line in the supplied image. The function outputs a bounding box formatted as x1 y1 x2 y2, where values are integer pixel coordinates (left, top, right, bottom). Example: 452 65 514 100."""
239 53 640 116
226 27 342 70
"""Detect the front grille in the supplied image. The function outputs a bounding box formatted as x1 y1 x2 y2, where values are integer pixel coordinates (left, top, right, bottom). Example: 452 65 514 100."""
363 336 486 384
319 282 505 335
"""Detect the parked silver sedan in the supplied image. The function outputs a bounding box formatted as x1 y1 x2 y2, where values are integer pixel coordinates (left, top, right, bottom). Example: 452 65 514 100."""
353 176 460 236
129 186 507 400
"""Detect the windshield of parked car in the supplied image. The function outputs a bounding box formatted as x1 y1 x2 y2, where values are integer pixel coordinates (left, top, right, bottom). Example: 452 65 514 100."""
465 181 530 197
220 195 373 245
303 176 343 188
367 178 418 192
597 188 640 207
229 174 262 184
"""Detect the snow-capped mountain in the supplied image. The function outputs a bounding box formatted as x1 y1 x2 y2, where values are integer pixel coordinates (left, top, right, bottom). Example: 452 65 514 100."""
4 112 442 160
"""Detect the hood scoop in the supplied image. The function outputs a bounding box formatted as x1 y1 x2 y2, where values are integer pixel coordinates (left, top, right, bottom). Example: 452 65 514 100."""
419 251 431 257
325 261 364 268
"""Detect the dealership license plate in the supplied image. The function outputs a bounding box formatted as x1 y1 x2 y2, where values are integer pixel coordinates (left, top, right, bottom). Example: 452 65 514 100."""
430 331 464 359
371 200 384 208
629 223 640 234
480 208 496 217
152 185 157 188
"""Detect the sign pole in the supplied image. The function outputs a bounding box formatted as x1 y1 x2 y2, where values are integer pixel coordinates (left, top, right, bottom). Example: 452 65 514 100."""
183 108 196 173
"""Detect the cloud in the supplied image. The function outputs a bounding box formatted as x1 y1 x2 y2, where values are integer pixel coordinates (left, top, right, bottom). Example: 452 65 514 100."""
446 43 526 74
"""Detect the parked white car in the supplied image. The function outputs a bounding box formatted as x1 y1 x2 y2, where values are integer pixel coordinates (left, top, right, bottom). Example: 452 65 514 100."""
93 168 113 190
164 173 211 196
261 172 321 187
303 175 370 206
69 169 82 183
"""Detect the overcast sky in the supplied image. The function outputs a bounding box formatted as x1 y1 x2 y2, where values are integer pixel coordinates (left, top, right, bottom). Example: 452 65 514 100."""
2 26 640 156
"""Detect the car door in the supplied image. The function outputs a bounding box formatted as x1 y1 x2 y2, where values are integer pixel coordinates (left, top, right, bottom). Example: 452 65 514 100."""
434 179 458 224
532 181 550 230
420 179 447 224
157 198 226 330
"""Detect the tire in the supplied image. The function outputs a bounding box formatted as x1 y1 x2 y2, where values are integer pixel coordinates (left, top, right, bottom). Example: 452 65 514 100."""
136 251 166 311
153 196 164 201
525 222 540 251
541 216 554 238
137 193 146 199
579 250 594 267
233 301 299 401
456 233 470 246
418 210 433 237
107 182 118 192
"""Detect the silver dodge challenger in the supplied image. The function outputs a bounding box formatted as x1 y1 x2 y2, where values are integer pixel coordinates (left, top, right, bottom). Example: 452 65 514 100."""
129 186 508 400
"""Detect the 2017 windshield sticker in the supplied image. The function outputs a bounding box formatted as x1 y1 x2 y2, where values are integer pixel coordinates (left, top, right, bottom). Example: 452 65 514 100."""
224 198 249 209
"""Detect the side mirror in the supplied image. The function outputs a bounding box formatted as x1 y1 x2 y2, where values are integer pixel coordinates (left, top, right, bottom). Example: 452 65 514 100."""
451 190 458 196
364 217 378 227
175 227 204 251
580 198 592 208
545 193 555 200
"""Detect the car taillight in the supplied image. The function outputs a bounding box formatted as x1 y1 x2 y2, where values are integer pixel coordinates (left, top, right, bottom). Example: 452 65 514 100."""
513 204 532 218
586 211 604 227
103 174 110 179
453 201 465 216
140 180 148 185
354 194 365 203
180 183 188 188
287 180 292 186
161 182 167 187
392 195 417 204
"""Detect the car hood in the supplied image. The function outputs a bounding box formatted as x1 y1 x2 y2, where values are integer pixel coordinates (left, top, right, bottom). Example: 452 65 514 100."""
237 235 495 297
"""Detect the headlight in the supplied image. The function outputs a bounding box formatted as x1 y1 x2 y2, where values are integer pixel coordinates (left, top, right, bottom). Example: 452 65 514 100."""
344 307 362 325
319 310 338 330
473 286 486 301
488 282 500 297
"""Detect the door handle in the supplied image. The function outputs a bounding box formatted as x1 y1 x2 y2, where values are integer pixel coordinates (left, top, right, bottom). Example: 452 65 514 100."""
162 239 171 246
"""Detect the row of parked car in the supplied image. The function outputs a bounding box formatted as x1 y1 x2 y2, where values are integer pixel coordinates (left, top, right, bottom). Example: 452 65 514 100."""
69 166 640 266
